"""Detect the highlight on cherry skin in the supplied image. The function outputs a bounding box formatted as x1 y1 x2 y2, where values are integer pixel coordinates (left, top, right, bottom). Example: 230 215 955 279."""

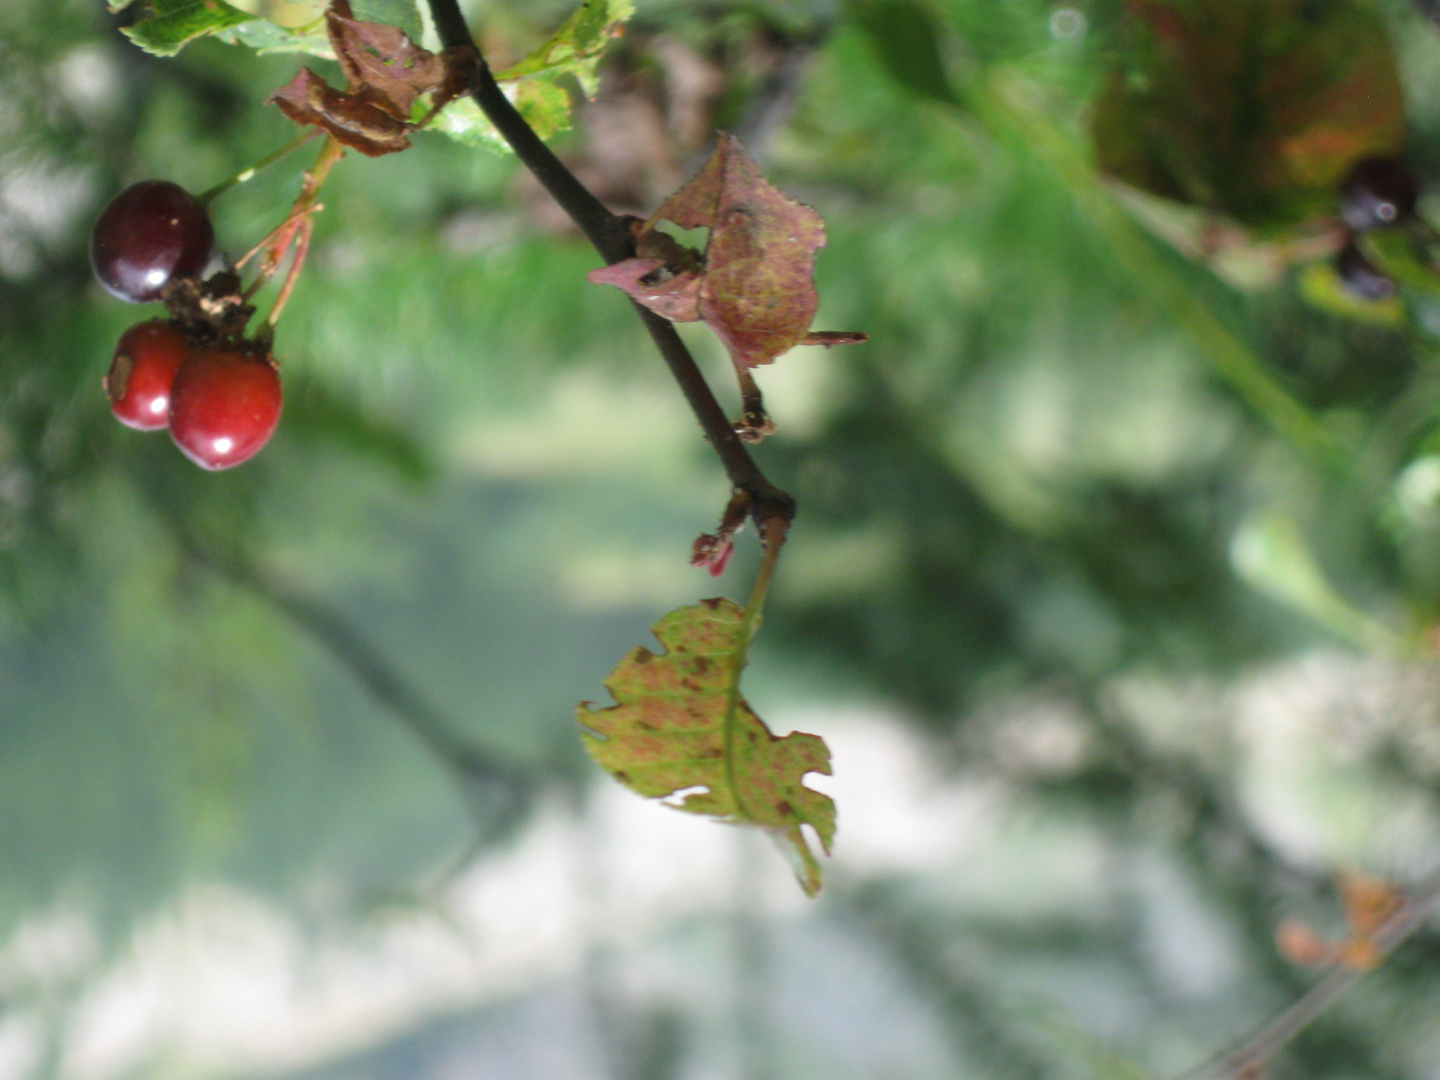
104 320 189 431
1339 156 1419 233
168 346 283 471
90 180 214 303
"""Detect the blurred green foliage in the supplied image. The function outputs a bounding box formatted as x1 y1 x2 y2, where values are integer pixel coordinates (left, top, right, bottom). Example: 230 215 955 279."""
6 0 1440 1076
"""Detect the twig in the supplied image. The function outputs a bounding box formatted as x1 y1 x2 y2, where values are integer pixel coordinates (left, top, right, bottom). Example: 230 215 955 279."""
1180 868 1440 1080
177 533 532 836
423 0 794 530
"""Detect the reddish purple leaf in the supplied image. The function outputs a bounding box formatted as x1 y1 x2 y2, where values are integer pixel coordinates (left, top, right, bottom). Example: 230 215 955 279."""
586 258 704 323
587 134 859 373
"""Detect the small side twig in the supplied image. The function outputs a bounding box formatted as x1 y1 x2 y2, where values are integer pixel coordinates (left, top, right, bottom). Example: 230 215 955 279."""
177 532 532 838
1180 868 1440 1080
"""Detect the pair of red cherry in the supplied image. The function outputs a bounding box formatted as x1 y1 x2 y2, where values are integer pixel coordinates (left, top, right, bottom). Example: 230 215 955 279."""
106 320 281 470
91 180 282 470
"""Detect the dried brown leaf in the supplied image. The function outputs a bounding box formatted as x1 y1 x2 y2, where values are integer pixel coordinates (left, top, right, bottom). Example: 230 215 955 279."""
327 8 445 116
269 4 470 155
270 68 413 156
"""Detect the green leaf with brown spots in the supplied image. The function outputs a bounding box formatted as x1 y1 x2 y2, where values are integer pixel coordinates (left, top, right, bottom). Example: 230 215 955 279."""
1092 0 1405 230
577 597 835 896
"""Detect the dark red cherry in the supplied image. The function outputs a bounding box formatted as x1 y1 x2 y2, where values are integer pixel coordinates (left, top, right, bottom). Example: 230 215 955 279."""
1340 157 1419 233
90 180 215 303
105 320 188 430
168 346 282 470
1335 241 1396 301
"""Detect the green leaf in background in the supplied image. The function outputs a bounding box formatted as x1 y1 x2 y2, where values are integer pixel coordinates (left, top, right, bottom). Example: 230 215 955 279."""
1092 0 1404 230
494 0 636 97
121 0 257 56
423 79 575 150
216 11 330 56
578 598 835 896
422 0 633 150
1360 227 1440 299
214 0 420 57
1231 514 1405 654
1297 259 1404 326
424 96 509 152
845 0 958 106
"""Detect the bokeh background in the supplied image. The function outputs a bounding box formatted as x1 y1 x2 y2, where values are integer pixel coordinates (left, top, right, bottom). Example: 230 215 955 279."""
6 0 1440 1077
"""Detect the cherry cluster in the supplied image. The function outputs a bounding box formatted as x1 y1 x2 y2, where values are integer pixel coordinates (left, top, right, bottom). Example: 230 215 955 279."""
1333 156 1420 301
90 180 283 470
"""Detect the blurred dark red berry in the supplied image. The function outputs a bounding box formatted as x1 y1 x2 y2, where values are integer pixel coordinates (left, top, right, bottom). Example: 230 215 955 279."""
1335 241 1396 301
105 320 188 430
168 346 282 470
90 180 214 303
1340 157 1419 233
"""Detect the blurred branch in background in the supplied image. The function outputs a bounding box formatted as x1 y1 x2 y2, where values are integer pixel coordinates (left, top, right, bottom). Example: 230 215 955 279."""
177 531 535 842
1191 867 1440 1080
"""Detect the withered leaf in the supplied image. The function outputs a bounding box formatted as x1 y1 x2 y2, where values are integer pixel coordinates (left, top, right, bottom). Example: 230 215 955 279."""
587 133 854 371
270 68 413 156
269 4 466 156
327 7 445 116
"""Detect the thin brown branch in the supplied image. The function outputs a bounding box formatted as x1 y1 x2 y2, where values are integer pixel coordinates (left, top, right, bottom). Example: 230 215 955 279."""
422 0 793 529
1181 868 1440 1080
176 531 533 837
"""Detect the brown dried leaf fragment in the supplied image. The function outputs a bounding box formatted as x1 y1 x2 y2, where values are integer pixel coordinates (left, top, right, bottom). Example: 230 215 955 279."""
327 7 445 116
268 2 472 156
271 68 413 156
587 258 703 323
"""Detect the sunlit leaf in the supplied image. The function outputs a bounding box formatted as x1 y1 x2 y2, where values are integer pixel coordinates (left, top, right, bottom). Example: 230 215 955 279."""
421 82 575 151
215 0 419 57
578 598 835 896
1297 260 1403 326
217 16 331 55
494 0 636 97
1093 0 1404 229
121 0 257 56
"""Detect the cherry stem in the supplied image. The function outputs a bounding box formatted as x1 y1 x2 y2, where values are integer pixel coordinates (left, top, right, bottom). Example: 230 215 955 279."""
239 136 343 324
264 216 313 328
236 201 318 276
741 515 788 637
422 0 795 537
197 129 323 206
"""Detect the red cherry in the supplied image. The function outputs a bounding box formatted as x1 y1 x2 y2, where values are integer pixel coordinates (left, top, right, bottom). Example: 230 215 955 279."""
90 180 215 303
105 320 189 431
168 345 282 470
